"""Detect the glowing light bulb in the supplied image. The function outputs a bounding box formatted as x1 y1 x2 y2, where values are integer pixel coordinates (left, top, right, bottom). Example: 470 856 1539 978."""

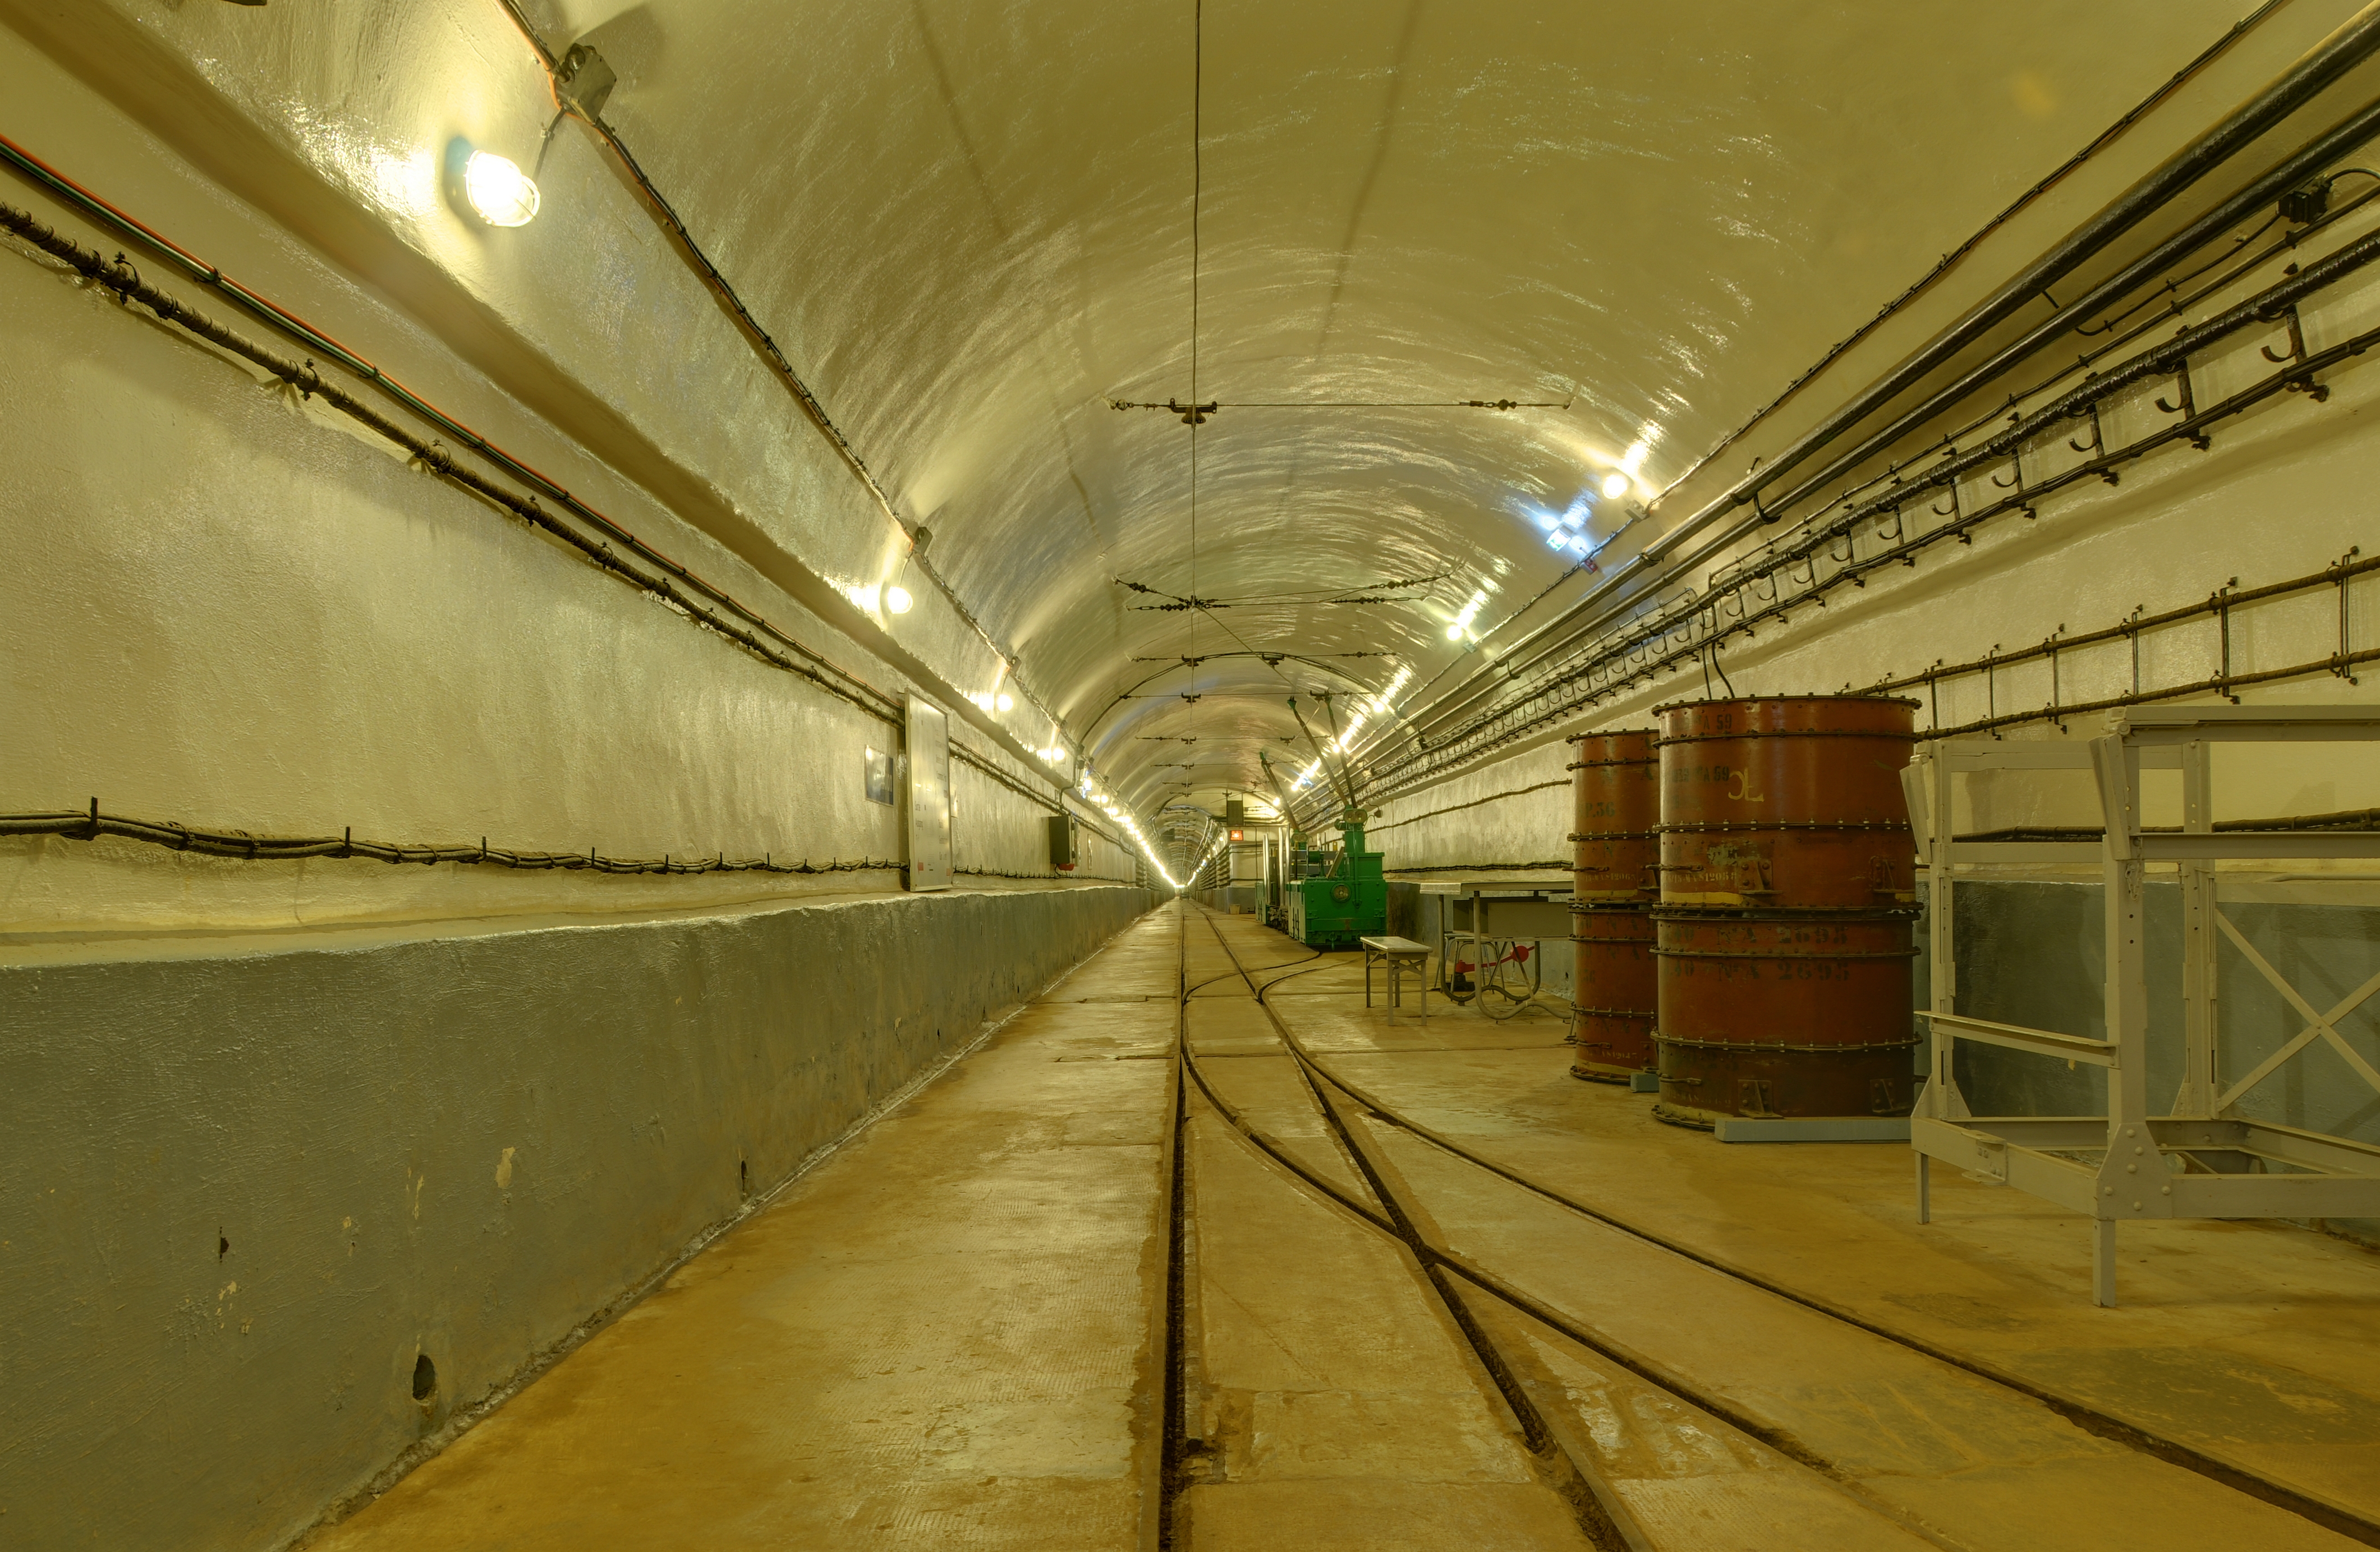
884 585 913 614
1601 471 1631 499
463 151 540 227
1445 623 1464 640
996 693 1014 712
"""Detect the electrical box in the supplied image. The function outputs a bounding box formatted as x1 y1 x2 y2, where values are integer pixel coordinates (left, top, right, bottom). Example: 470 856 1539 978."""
1046 814 1076 870
1224 797 1246 825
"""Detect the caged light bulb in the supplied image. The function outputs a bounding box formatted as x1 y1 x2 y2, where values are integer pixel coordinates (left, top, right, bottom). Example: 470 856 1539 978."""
463 151 540 227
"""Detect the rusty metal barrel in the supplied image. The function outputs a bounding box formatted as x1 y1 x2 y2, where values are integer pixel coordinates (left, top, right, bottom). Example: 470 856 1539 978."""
1650 695 1921 1127
1566 729 1657 1081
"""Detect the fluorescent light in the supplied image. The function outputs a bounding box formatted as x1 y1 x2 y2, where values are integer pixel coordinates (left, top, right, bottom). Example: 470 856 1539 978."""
463 151 539 227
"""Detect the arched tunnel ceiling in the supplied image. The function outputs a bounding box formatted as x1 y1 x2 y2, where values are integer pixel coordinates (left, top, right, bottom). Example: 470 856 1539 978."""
548 0 2278 821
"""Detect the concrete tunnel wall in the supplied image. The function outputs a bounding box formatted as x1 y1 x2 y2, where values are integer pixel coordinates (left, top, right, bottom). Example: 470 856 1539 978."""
0 16 1163 1549
1 882 1152 1552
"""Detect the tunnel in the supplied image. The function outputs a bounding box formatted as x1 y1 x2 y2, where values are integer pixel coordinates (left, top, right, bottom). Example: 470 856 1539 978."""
5 2 2380 1548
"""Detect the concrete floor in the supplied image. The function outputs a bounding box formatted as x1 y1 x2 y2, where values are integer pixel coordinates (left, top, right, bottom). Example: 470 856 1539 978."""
310 903 2380 1550
312 913 1182 1550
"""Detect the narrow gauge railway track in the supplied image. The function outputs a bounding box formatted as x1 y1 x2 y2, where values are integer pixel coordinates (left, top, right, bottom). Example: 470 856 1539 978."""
1161 905 1657 1552
1169 905 2380 1552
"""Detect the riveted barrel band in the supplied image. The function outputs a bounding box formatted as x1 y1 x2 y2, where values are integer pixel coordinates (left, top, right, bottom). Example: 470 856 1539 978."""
1653 728 1921 747
1651 1032 1922 1053
1652 945 1919 961
1655 820 1910 833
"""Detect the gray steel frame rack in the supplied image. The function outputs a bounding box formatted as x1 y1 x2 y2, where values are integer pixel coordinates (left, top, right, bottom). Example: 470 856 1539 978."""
1903 705 2380 1307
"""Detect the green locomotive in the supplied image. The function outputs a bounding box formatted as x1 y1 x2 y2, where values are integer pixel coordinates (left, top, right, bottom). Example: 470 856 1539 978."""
1284 819 1387 949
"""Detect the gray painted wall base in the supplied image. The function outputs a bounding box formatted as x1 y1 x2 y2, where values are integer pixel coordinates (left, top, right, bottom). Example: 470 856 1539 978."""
1712 1116 1914 1144
1 884 1153 1552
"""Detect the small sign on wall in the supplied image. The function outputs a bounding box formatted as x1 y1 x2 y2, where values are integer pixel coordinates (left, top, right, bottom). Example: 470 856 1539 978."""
863 746 895 806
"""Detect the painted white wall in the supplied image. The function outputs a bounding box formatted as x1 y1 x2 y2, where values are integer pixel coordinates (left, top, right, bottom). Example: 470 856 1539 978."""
0 25 1135 933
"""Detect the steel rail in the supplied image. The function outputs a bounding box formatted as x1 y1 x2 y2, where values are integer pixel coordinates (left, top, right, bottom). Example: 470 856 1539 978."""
1219 916 2380 1548
1150 906 1189 1552
1183 913 1973 1551
1173 916 1657 1551
1402 3 2380 742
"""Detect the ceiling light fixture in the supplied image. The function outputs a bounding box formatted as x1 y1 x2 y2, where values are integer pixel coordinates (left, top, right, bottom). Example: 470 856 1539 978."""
1601 471 1631 499
462 150 540 227
884 585 914 614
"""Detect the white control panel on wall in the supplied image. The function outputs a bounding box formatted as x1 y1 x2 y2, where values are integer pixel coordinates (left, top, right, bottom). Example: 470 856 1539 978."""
904 694 952 891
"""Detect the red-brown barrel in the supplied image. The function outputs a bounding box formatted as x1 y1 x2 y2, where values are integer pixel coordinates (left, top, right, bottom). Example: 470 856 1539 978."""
1572 907 1656 1079
1569 729 1658 899
1566 729 1657 1081
1655 696 1919 910
1650 695 1922 1126
1650 910 1918 1124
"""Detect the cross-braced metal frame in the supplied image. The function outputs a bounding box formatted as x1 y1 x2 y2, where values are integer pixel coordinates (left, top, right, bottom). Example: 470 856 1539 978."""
1905 706 2380 1307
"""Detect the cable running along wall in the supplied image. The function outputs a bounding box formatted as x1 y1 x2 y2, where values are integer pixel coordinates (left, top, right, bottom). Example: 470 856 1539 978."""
0 157 1119 852
0 803 1141 887
1396 14 2380 747
485 0 1066 742
1360 216 2380 798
